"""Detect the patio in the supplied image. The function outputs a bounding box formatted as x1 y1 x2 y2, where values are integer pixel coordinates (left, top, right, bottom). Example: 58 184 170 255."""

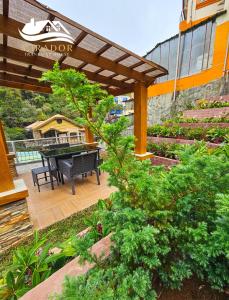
18 163 115 229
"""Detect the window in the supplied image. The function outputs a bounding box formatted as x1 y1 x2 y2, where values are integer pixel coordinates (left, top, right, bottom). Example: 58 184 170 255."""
146 20 215 83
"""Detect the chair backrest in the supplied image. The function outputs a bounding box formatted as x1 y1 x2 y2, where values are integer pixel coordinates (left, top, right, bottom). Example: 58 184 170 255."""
48 143 70 149
71 151 98 175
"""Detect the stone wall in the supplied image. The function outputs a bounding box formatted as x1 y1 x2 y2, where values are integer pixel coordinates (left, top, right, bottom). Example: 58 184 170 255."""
7 153 18 178
147 77 228 125
0 199 33 254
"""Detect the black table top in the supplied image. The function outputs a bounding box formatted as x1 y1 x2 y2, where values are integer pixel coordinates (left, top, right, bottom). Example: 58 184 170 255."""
39 144 100 158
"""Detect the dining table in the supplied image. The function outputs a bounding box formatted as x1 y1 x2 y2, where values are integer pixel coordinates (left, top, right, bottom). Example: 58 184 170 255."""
39 144 101 190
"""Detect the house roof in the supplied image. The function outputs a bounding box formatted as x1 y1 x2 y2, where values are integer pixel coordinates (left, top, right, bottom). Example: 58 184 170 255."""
0 0 168 96
26 114 82 131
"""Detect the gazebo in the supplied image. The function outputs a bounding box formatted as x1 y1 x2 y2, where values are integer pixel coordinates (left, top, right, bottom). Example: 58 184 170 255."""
0 0 167 203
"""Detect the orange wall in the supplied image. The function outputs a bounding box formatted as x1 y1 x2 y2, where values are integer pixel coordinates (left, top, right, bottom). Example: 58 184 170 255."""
147 21 229 99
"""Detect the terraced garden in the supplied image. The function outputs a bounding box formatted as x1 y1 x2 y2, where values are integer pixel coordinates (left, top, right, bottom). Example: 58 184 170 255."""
148 95 229 167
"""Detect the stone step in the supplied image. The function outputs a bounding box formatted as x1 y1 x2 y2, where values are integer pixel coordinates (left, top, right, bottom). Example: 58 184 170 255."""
183 107 229 119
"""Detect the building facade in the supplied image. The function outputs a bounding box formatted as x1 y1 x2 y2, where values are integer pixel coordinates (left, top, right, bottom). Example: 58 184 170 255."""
26 114 84 139
146 0 229 124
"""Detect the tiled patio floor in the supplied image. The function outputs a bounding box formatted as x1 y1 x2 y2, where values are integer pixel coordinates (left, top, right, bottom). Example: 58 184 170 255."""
19 168 115 230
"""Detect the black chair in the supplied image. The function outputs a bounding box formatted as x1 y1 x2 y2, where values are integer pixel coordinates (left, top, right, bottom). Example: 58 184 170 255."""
47 143 70 180
58 151 100 195
31 166 59 192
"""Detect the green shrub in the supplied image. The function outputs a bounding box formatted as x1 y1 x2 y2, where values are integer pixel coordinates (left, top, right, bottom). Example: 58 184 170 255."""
38 65 229 299
5 127 27 140
147 124 229 143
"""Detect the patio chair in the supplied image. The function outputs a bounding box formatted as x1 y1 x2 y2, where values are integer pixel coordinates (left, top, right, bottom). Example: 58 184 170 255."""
48 143 70 176
58 150 100 195
31 166 59 192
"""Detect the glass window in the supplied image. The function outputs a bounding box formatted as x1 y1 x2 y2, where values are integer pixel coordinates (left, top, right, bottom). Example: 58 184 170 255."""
168 38 178 80
202 22 213 69
207 22 216 68
146 20 215 82
189 25 206 74
180 31 192 77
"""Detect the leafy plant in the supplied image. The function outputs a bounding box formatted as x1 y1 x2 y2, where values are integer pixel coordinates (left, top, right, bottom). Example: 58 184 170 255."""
40 65 229 299
0 232 63 299
147 124 229 143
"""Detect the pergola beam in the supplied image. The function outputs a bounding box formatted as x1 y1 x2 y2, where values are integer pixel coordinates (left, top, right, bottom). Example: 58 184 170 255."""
0 62 43 78
0 79 52 93
0 72 50 87
0 71 131 96
0 46 133 90
0 16 163 84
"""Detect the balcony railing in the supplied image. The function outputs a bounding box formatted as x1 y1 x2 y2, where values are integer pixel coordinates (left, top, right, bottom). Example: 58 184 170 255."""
7 134 85 164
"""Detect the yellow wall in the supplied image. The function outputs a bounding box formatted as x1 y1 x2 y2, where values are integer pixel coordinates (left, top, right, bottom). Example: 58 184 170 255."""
34 119 81 135
147 21 229 99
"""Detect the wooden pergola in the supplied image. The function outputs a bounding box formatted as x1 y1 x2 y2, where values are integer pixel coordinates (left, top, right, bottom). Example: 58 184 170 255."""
0 0 167 200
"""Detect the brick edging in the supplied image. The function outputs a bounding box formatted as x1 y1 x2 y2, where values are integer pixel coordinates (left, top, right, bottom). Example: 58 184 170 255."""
151 155 179 167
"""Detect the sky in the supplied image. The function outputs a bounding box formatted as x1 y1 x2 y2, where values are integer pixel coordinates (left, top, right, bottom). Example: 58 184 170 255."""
40 0 182 56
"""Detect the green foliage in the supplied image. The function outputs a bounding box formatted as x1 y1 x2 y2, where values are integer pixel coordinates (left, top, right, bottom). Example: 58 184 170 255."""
0 87 78 140
147 124 229 143
196 100 229 109
4 127 27 140
147 142 181 159
0 231 64 299
40 65 229 299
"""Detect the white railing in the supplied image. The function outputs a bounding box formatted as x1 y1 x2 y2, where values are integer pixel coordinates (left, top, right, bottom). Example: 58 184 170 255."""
7 133 85 164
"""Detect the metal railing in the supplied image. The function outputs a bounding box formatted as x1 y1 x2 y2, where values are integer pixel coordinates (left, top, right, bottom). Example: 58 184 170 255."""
7 133 85 164
122 126 134 136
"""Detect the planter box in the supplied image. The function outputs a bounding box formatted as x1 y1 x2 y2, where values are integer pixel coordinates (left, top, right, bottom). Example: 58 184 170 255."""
183 107 229 119
176 122 229 128
151 155 179 167
21 234 112 300
147 136 219 148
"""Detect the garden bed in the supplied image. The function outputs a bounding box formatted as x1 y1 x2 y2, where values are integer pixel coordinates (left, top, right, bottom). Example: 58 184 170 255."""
148 136 219 148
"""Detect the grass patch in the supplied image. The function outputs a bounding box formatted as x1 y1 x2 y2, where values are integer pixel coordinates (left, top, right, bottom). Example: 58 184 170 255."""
0 204 97 277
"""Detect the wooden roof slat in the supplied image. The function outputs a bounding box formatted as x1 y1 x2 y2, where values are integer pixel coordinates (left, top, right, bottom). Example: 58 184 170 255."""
0 0 168 94
114 53 129 63
0 15 167 85
96 44 111 56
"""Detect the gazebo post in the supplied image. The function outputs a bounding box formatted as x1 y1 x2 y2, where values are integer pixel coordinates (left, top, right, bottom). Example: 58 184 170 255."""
134 82 153 160
0 121 15 192
85 127 94 143
85 108 95 144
